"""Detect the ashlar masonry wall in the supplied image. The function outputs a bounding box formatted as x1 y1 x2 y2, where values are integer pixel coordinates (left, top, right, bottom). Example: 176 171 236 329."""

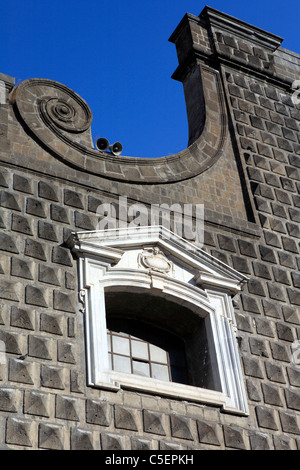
0 7 299 450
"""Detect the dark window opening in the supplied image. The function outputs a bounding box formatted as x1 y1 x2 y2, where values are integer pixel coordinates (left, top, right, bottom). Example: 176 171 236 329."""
105 291 222 392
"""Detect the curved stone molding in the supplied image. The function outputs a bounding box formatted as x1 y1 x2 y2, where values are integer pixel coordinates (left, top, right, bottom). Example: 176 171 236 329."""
13 64 227 184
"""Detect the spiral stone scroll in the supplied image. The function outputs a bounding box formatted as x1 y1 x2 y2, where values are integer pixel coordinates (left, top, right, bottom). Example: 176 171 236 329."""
12 66 227 184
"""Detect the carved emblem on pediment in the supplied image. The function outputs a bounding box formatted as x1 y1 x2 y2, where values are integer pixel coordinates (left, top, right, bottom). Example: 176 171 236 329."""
138 247 173 275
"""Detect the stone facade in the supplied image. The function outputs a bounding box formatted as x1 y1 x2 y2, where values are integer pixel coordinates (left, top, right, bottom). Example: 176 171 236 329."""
0 6 299 450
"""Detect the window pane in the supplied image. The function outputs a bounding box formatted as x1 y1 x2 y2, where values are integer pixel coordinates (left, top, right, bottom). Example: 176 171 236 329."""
149 344 168 364
112 335 130 355
132 360 150 377
151 363 170 382
113 355 131 374
131 340 149 360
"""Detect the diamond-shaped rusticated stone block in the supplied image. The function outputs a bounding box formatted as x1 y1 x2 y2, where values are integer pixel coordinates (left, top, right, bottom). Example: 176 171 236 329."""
40 312 63 336
38 423 64 450
40 364 66 390
0 279 20 302
8 358 36 385
100 433 125 450
0 388 20 413
0 191 21 211
0 232 19 254
38 265 60 286
26 198 47 218
24 390 50 418
143 410 166 436
114 405 139 431
25 285 48 308
52 246 73 266
50 204 69 224
86 399 111 426
64 189 84 209
13 174 33 194
55 395 80 422
38 221 58 242
170 415 194 441
11 257 33 280
249 432 271 450
25 239 47 261
38 181 59 202
57 340 76 364
0 330 26 355
28 335 54 360
11 214 33 235
70 427 94 450
197 419 221 446
131 438 153 450
0 170 10 188
53 290 76 313
223 425 247 449
10 306 35 330
6 417 34 447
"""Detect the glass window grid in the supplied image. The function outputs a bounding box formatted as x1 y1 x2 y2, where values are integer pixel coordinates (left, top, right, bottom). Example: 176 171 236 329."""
107 330 172 382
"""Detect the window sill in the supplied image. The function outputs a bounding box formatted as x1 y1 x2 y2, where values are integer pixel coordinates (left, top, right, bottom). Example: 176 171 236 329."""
90 369 248 416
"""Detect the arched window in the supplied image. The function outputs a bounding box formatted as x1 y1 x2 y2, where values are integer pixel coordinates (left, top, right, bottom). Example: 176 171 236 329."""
68 226 249 415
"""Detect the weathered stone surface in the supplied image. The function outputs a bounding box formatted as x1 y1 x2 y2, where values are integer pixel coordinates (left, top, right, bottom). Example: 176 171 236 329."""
55 395 79 421
10 306 35 330
8 358 35 385
53 290 75 313
25 285 48 307
38 265 60 286
255 406 279 430
24 390 50 417
11 257 33 280
52 246 73 266
11 214 33 235
6 417 33 447
40 312 63 335
57 340 76 363
249 432 270 450
26 198 46 218
40 364 65 390
24 239 47 261
38 221 58 242
114 405 139 431
29 335 53 360
13 174 32 194
86 399 110 426
0 279 20 301
197 420 220 446
143 410 166 436
64 189 84 209
0 388 18 412
70 428 94 450
38 181 59 202
38 423 64 450
101 433 124 450
223 425 246 449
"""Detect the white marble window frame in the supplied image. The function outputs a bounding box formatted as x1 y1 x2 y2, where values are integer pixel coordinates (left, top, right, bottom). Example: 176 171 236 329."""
70 227 249 416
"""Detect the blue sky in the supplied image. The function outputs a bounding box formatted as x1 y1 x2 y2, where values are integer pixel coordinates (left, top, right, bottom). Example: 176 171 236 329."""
1 0 299 158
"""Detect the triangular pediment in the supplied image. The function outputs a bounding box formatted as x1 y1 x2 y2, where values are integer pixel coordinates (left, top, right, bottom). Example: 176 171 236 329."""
68 226 248 294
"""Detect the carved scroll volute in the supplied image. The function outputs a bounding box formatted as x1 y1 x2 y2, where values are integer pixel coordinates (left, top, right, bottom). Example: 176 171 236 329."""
12 66 227 184
12 78 94 149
